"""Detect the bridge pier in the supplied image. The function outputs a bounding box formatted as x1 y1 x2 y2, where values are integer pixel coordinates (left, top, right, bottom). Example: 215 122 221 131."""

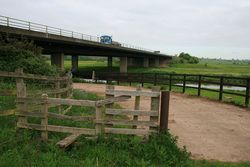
120 57 127 73
149 57 159 67
159 57 171 67
71 55 78 73
143 57 149 67
51 53 64 70
107 57 112 71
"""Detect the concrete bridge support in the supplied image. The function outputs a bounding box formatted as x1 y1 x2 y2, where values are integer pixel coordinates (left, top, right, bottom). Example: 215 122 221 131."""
51 53 64 70
71 55 78 73
154 57 160 67
107 57 112 71
143 57 149 68
120 57 127 73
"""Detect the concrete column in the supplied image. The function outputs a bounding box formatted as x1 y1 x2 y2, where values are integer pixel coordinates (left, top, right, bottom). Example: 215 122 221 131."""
128 58 133 66
120 56 127 73
51 53 64 70
143 57 149 68
107 57 112 71
154 57 160 67
71 55 78 73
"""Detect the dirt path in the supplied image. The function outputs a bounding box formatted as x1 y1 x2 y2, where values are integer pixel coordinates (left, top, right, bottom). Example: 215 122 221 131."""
74 83 250 162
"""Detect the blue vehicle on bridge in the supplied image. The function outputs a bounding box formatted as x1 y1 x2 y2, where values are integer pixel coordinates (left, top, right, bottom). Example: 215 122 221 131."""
100 35 112 44
100 35 122 46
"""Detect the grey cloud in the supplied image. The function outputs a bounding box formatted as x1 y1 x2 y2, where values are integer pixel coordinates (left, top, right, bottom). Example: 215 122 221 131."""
0 0 250 59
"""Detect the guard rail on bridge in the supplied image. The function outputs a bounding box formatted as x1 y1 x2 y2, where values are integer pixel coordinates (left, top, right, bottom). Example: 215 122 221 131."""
0 15 154 52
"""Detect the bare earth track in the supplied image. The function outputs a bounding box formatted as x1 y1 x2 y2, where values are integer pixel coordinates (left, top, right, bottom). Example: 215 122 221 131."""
74 83 250 162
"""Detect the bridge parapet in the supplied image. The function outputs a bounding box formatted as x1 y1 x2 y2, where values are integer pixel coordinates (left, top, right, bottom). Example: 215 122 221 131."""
0 15 155 53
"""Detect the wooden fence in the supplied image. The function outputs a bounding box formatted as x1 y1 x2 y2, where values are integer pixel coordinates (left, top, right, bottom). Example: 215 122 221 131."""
15 85 169 148
86 72 250 107
0 69 72 116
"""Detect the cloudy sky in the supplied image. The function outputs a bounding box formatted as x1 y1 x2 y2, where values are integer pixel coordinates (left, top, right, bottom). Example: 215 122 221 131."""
1 0 250 59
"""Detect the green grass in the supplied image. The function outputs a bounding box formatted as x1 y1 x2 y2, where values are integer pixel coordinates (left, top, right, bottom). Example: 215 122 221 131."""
0 89 249 166
64 60 250 77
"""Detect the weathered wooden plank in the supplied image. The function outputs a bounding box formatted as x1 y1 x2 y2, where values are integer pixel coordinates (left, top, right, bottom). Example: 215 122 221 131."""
16 69 28 125
48 98 96 107
16 111 45 118
16 111 95 121
105 128 157 135
0 90 15 96
106 89 160 97
96 120 158 127
133 86 141 129
95 95 131 107
150 87 160 130
56 133 81 148
106 109 159 116
61 105 72 115
17 122 96 135
95 106 102 134
105 85 114 128
0 70 68 81
0 109 16 116
41 94 48 141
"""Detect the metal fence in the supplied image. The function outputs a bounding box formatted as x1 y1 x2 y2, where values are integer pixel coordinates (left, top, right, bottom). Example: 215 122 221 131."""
0 15 154 52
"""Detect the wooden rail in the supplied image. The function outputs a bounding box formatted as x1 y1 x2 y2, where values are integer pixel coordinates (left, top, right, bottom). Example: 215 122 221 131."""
14 85 166 148
87 72 250 107
0 69 73 116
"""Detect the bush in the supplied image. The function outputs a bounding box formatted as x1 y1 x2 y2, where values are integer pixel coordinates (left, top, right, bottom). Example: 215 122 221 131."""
171 53 199 64
0 37 58 76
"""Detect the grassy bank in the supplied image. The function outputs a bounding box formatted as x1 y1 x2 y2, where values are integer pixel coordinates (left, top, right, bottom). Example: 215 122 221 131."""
0 89 250 166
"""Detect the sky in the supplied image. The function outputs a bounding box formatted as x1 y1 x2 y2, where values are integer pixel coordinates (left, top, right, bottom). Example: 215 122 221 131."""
1 0 250 60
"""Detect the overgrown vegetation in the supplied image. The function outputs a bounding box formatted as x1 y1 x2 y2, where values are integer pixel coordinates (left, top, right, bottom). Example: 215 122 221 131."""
0 37 57 75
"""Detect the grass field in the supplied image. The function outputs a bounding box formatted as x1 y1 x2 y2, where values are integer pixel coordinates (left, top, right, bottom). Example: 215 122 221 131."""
0 89 249 167
64 59 250 76
64 59 250 107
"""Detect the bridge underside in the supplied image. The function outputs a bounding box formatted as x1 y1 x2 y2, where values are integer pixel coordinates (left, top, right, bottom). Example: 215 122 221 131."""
0 25 172 72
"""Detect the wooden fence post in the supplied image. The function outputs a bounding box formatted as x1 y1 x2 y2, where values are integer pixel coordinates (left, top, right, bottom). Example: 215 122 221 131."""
41 94 48 141
183 74 186 93
245 78 250 107
198 75 201 96
15 68 27 125
105 85 114 128
150 86 160 130
55 74 61 113
219 76 224 101
160 91 170 132
66 72 73 98
95 106 102 135
133 86 141 129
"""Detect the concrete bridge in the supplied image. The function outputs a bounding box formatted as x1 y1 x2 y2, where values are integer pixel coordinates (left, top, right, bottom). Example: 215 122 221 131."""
0 15 172 72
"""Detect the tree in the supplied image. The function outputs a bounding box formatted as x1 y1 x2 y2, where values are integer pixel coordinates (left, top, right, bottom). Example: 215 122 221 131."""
0 37 58 75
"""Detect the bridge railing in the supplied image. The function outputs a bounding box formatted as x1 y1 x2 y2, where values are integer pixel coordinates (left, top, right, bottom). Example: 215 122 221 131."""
0 15 154 52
